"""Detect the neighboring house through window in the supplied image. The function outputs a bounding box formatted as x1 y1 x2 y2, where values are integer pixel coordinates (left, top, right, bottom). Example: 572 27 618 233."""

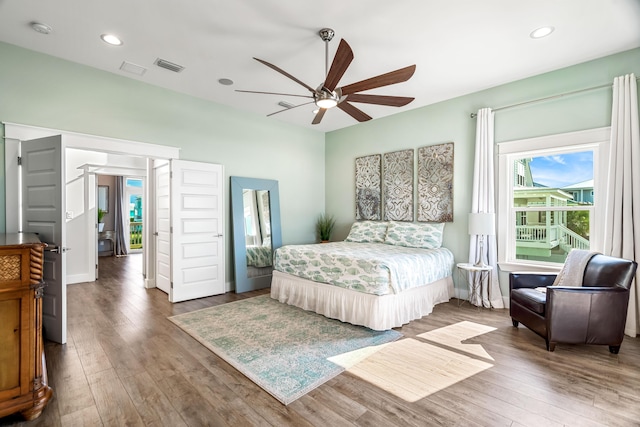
497 127 610 270
126 177 144 251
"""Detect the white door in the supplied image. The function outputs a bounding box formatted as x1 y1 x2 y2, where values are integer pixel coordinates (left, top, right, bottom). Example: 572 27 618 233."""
155 163 171 293
21 135 67 344
169 160 225 302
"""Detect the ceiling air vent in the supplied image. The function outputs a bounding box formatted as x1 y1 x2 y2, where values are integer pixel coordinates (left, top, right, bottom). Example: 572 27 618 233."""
120 61 147 76
277 101 295 109
154 58 185 73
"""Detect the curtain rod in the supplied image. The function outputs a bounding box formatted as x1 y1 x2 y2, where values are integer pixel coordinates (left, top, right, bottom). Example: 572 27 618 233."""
470 76 640 118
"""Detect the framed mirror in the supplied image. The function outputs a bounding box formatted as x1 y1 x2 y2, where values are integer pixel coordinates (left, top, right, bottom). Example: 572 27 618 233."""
98 185 109 213
230 176 282 293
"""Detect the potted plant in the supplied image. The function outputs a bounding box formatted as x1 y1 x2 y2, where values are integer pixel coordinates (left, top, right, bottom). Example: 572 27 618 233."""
98 208 106 232
316 214 336 243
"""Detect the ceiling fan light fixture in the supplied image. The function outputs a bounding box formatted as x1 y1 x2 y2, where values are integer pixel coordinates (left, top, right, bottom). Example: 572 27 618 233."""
315 90 339 109
315 98 338 109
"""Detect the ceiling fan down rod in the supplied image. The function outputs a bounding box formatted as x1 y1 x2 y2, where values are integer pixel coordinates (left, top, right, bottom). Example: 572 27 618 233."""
319 28 335 79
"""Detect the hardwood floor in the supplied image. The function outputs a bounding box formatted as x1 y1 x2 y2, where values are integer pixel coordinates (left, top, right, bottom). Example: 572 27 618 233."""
2 254 639 426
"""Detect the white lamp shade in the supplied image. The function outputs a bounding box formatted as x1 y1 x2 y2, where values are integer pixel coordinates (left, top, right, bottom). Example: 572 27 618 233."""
468 212 496 236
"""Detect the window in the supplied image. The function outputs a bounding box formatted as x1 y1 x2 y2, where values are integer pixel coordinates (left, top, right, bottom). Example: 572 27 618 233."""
125 177 144 250
497 128 609 269
125 178 143 221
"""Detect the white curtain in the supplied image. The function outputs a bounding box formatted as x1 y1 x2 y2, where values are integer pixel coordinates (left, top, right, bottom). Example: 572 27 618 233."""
602 73 639 337
469 108 504 308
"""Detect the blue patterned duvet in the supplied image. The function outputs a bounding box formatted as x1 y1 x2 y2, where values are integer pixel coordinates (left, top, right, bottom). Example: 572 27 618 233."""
274 242 454 295
246 245 273 267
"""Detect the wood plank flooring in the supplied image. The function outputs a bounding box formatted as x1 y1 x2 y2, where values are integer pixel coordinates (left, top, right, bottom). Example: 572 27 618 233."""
2 254 639 426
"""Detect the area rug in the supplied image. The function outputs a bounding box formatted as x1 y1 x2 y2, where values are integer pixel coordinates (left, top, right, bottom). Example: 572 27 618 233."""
168 295 402 405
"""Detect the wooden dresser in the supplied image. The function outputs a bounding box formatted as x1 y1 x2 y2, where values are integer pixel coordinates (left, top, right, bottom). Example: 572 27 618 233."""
0 233 53 420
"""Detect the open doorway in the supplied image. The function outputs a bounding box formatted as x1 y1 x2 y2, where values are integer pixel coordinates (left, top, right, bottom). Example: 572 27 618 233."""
126 178 144 253
96 174 145 274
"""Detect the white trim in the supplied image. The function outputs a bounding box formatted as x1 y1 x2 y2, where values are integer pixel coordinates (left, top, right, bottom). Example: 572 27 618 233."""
497 127 610 155
3 122 180 159
79 163 146 176
497 127 610 272
143 159 155 289
4 138 20 232
499 262 563 274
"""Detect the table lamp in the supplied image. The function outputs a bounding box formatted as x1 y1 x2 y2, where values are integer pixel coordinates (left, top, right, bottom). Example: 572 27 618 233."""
468 212 495 268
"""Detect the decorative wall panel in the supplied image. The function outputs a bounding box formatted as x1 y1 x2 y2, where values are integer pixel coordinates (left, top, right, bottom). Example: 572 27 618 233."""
355 154 382 220
417 142 454 222
383 149 414 221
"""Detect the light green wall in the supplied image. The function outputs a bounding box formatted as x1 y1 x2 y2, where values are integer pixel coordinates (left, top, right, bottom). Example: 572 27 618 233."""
2 41 638 295
0 41 325 285
326 47 640 297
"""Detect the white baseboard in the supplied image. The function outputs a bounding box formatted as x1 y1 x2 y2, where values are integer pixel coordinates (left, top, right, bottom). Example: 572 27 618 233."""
145 278 156 289
454 288 510 309
67 273 94 285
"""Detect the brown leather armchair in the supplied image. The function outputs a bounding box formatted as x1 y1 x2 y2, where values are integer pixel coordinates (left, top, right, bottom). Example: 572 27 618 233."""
510 254 637 353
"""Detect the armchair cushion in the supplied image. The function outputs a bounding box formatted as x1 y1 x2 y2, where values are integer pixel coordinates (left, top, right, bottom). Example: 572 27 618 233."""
511 288 546 315
510 272 557 290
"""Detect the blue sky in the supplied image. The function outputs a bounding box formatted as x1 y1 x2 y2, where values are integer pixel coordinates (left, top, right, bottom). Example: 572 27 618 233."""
528 151 594 188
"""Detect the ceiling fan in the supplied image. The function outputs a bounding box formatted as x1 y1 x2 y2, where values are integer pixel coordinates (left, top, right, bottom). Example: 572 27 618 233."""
236 28 416 125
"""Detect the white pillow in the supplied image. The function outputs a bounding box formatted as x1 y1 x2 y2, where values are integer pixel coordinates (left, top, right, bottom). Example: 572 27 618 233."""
384 221 444 249
344 221 389 243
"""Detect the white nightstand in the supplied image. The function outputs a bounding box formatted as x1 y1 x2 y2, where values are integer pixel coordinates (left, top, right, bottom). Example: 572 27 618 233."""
456 263 493 308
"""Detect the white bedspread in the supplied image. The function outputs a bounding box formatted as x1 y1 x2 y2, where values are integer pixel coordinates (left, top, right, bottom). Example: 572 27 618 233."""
274 242 454 295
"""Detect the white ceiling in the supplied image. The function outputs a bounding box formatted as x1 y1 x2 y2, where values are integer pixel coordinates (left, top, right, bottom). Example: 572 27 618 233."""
1 0 639 133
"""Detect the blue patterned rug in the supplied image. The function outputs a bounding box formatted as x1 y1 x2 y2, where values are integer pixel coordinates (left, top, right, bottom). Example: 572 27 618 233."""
168 295 402 405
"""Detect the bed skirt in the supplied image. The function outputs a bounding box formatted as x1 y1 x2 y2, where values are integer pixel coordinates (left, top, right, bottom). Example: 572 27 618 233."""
270 270 454 331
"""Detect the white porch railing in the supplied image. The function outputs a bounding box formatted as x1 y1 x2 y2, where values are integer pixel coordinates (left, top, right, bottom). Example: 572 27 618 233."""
558 226 590 251
516 224 589 252
516 225 557 243
130 221 142 249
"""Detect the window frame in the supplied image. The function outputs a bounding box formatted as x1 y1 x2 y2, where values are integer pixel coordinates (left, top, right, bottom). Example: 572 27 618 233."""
497 127 610 272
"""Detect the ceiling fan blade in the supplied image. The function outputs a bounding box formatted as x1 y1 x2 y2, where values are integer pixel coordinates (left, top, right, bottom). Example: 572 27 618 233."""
346 94 414 107
337 102 372 122
266 101 315 117
312 108 327 125
323 39 354 92
235 89 313 99
340 65 416 95
253 57 317 94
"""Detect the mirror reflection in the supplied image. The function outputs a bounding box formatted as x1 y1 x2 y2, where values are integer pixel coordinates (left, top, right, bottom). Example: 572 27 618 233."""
243 189 273 278
231 176 282 293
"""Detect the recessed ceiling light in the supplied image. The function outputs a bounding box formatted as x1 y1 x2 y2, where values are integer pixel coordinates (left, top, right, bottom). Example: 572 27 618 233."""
530 26 554 39
31 22 52 35
218 78 234 86
101 33 123 46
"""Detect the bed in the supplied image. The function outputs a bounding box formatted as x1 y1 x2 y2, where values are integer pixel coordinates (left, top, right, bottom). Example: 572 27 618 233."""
270 220 455 330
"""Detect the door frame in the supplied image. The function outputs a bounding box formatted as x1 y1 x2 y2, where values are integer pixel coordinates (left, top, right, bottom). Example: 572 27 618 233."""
3 122 180 290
